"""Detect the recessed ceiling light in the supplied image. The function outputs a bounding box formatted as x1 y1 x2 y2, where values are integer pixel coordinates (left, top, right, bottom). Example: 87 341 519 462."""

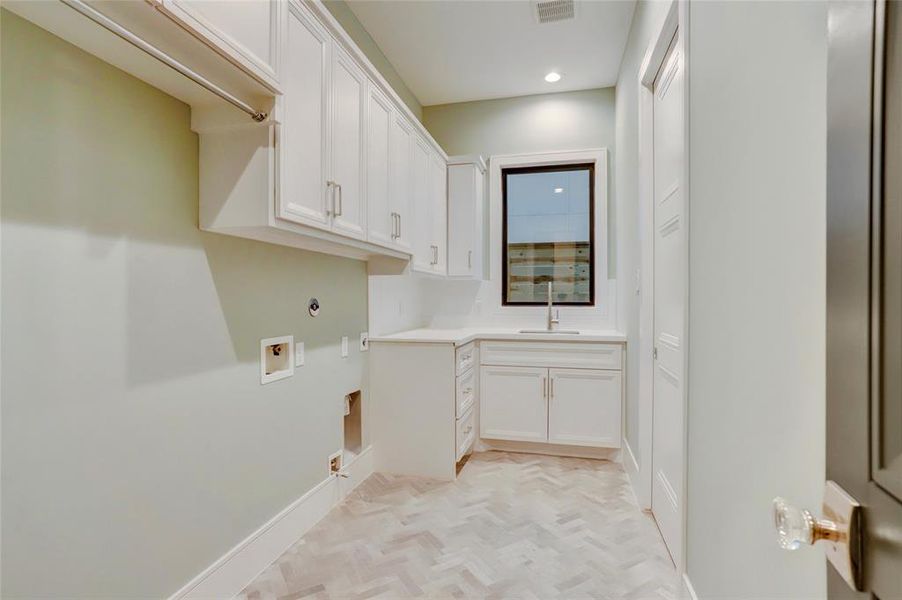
545 71 561 83
554 187 564 194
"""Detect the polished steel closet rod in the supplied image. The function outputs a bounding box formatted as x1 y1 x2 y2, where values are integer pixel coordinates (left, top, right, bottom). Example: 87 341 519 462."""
59 0 268 122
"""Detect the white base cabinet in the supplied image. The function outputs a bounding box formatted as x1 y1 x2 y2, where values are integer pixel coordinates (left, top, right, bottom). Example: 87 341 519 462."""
480 342 623 449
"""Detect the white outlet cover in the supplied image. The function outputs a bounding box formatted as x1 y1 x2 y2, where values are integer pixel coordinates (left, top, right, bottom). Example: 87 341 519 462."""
359 332 369 352
295 342 304 367
341 336 348 358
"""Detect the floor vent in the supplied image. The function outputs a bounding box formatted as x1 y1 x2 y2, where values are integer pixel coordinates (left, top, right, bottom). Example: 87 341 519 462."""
534 0 575 24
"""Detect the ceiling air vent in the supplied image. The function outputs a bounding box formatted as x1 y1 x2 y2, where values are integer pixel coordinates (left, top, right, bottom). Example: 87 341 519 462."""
534 0 575 24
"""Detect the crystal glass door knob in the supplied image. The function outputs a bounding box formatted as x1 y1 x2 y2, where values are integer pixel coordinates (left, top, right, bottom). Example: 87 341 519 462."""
773 497 814 549
773 496 843 550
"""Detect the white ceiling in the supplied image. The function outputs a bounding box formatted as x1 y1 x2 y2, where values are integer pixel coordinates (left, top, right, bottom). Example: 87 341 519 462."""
346 0 637 106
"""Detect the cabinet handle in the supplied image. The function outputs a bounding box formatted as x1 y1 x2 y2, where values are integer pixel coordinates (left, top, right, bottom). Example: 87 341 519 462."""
395 213 400 238
398 214 401 239
542 376 547 398
550 377 554 399
391 212 397 239
335 183 343 216
326 180 335 215
468 250 472 269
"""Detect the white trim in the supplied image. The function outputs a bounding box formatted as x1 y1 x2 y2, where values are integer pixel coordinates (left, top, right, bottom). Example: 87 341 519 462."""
168 446 374 599
485 149 614 329
682 573 699 600
623 439 648 507
636 0 691 576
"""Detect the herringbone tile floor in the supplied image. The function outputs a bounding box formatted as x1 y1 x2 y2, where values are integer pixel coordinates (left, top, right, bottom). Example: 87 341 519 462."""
238 452 680 600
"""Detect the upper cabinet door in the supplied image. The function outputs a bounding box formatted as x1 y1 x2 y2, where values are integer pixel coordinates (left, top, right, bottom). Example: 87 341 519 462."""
158 0 282 91
366 85 393 248
277 2 330 230
430 152 448 274
548 368 622 448
329 45 367 240
411 136 433 272
447 164 475 277
389 114 413 253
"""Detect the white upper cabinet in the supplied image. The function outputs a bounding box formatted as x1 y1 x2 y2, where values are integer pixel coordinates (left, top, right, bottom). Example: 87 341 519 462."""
158 0 282 91
366 85 393 248
430 152 448 275
412 139 448 274
447 156 485 279
388 114 413 252
329 45 367 240
412 136 434 272
278 2 330 229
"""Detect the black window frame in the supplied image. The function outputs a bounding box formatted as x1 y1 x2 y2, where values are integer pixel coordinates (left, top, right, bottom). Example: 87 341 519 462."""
501 162 596 307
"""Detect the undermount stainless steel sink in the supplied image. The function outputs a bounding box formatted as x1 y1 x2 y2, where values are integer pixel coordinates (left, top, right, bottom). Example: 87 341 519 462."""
518 329 581 334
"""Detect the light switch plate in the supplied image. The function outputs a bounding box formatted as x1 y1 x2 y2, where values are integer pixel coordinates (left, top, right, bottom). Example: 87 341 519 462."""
295 342 304 367
359 332 369 351
341 336 348 358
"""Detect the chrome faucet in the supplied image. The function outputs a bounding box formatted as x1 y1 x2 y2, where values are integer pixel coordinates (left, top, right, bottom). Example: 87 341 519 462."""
547 281 560 331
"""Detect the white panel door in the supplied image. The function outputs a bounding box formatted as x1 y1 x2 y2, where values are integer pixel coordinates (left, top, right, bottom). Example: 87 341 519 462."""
329 45 366 240
651 31 685 568
480 366 548 442
389 114 413 252
430 152 448 274
548 368 621 448
411 136 433 272
447 164 476 277
366 85 393 248
277 3 330 230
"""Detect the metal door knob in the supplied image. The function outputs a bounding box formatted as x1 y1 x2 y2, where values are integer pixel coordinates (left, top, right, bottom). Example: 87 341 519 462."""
772 497 844 550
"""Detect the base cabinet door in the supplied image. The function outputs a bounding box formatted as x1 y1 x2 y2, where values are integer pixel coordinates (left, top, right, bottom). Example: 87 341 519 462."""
548 368 621 448
480 365 548 442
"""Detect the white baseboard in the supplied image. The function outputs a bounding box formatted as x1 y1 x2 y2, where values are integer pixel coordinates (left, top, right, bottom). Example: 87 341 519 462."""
682 572 699 600
479 439 621 461
623 439 652 510
168 445 374 600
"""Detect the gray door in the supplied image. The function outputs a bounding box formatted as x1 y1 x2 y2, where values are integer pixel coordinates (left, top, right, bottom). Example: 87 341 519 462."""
827 1 902 597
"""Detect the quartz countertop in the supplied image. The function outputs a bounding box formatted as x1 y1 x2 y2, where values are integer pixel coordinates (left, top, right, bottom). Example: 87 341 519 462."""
368 327 627 346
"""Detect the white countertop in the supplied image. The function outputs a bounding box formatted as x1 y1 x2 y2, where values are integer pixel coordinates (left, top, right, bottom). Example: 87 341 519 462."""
369 327 627 346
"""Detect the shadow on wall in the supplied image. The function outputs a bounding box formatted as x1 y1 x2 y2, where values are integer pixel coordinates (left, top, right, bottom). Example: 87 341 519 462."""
0 8 367 388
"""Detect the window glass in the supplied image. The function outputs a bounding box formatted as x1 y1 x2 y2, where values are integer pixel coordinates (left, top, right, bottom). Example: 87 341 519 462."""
503 164 594 305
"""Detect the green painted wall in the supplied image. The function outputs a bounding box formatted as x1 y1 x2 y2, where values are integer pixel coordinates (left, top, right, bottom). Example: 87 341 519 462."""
0 10 367 597
323 0 423 119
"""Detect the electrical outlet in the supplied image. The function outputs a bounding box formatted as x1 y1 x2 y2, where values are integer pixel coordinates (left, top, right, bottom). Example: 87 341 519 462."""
295 342 304 367
359 332 369 351
341 336 348 358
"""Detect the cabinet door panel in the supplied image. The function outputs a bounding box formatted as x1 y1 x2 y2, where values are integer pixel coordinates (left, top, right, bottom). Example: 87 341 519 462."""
447 164 475 277
480 366 548 442
548 368 621 448
389 115 413 252
366 85 392 247
430 152 448 274
160 0 281 89
278 4 329 229
330 46 366 239
411 137 433 272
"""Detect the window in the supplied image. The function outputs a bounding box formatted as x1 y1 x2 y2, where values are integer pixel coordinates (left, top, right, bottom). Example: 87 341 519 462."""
502 164 594 305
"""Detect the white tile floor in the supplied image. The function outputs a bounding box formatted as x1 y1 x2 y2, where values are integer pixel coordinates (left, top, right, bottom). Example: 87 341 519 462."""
239 451 680 599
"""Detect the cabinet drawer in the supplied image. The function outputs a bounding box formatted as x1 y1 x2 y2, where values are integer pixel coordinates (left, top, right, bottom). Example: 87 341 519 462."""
456 405 476 462
456 367 477 418
456 342 476 375
480 341 622 370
